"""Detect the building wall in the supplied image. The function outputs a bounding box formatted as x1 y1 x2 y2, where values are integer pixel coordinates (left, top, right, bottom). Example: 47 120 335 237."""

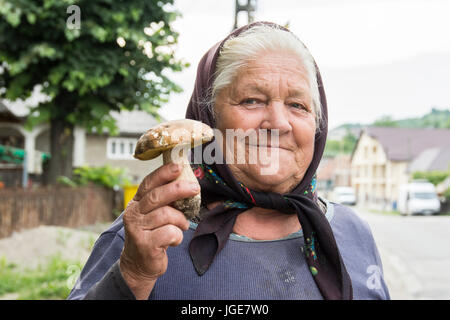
334 154 352 187
1 120 162 185
0 122 49 175
351 133 409 209
386 161 409 203
84 134 162 184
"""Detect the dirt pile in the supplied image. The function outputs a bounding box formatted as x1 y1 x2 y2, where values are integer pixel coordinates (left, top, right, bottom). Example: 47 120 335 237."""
0 223 111 269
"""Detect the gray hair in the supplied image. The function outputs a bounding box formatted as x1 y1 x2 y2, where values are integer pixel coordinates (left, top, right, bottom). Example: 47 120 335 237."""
210 24 323 129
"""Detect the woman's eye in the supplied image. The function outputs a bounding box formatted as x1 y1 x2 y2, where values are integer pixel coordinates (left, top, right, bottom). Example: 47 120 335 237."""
243 98 258 105
241 98 264 108
290 103 307 110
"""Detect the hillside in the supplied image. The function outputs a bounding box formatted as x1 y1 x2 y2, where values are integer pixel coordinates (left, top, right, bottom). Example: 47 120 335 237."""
325 108 450 157
395 108 450 129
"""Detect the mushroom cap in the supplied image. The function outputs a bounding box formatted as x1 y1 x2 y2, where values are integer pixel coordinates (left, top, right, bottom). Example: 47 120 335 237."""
134 119 214 160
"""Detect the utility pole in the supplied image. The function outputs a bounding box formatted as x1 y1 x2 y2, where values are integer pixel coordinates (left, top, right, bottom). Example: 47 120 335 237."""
233 0 257 30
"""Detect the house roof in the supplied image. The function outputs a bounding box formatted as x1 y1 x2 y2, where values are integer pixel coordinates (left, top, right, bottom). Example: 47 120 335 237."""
364 126 450 161
111 110 161 134
408 147 450 172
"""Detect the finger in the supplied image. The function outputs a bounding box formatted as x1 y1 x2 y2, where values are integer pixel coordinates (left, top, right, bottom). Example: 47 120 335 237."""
151 224 184 249
138 179 200 214
134 163 181 201
136 206 190 231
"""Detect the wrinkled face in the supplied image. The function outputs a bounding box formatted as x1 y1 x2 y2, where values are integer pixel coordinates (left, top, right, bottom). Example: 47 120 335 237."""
214 51 317 194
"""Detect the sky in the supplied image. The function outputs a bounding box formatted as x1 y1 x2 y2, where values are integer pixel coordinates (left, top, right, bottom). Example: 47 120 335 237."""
159 0 450 129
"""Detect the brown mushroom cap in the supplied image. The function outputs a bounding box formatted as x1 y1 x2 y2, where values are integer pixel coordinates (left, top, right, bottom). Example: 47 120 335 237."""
133 119 214 160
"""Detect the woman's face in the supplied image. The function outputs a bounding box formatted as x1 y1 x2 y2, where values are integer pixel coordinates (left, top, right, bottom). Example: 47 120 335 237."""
214 51 317 194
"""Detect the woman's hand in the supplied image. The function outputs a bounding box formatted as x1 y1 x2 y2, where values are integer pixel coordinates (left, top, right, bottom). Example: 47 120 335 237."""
119 162 200 299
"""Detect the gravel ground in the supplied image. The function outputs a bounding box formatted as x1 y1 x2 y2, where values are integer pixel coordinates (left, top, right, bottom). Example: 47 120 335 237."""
0 222 112 270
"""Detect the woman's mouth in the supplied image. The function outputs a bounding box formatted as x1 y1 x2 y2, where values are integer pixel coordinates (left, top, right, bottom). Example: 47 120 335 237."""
246 143 292 151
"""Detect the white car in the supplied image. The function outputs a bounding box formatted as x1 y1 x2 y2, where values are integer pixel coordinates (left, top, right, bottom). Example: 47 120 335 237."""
397 181 441 215
333 187 357 206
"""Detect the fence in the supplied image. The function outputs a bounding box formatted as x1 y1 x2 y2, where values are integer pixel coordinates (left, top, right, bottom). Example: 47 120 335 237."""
0 186 118 239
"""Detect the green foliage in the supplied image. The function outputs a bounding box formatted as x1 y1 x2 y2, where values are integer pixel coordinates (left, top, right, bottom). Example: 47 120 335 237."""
373 115 398 127
396 108 450 129
56 175 78 187
0 0 188 134
74 165 132 188
369 209 400 216
57 165 131 189
0 254 82 300
443 188 450 199
412 170 449 186
324 130 358 157
332 109 450 141
323 140 340 158
372 108 450 129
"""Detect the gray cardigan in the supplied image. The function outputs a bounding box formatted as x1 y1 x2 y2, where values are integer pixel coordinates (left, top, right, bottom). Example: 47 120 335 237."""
67 199 390 300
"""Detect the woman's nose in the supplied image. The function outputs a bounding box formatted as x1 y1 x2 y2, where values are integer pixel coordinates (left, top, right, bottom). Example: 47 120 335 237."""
260 100 292 135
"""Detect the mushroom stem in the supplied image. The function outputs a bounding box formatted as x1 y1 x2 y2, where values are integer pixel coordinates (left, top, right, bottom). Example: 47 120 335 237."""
162 146 201 219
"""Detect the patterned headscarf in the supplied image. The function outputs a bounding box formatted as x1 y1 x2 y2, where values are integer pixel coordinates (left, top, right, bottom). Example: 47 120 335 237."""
185 21 353 300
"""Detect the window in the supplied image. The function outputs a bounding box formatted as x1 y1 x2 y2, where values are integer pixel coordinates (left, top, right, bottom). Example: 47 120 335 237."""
107 137 137 160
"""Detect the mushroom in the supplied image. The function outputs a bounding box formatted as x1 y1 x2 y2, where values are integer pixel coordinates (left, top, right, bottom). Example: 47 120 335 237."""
134 119 214 219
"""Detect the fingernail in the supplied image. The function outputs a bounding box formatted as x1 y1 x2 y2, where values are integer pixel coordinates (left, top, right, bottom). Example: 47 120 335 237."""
171 163 180 173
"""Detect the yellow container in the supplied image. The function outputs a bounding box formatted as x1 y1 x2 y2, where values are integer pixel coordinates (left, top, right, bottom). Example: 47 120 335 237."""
123 185 139 209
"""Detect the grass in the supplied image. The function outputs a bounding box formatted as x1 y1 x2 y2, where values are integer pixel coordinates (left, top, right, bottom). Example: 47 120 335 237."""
56 229 73 246
369 209 401 216
77 234 97 251
369 209 450 216
0 224 107 300
0 254 83 300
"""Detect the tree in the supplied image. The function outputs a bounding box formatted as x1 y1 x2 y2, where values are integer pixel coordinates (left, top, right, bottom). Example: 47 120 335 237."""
341 129 357 153
412 170 449 186
0 0 188 183
323 129 358 158
373 115 397 127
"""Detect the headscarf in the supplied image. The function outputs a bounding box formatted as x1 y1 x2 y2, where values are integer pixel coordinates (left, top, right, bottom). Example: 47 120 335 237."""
185 21 353 300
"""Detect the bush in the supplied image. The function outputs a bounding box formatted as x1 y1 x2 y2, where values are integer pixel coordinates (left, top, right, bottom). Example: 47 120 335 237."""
412 170 449 186
57 165 131 189
444 188 450 200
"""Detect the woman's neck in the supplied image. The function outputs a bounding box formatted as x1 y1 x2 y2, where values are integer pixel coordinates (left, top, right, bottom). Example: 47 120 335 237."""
232 206 301 240
204 199 302 241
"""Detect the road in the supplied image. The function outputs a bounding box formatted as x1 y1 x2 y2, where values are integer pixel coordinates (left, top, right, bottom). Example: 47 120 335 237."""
355 207 450 300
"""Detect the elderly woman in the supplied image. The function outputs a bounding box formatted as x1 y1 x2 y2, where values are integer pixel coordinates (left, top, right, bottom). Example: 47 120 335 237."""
68 22 390 300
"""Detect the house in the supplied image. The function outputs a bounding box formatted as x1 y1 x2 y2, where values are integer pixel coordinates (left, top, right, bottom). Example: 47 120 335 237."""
0 97 163 187
350 127 450 209
83 109 163 184
317 154 352 199
0 90 52 186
